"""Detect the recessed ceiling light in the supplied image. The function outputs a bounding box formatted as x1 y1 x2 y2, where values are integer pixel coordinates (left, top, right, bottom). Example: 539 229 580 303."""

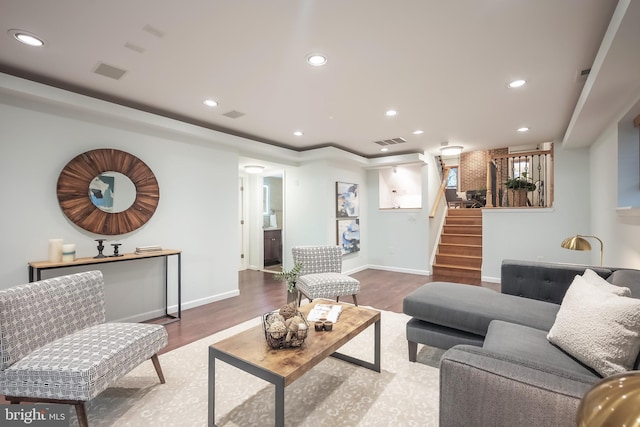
293 131 303 136
385 110 398 117
517 127 530 132
306 54 327 66
380 147 389 152
9 30 44 47
508 79 526 88
413 130 424 135
203 99 218 107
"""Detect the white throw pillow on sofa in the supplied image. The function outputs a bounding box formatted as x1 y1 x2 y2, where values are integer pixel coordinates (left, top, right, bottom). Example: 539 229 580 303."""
547 274 640 377
582 268 631 296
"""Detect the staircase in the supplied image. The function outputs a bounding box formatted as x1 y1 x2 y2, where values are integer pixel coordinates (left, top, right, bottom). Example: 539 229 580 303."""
432 208 482 285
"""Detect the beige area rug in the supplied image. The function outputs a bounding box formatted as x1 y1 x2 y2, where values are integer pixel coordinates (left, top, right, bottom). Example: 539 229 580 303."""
73 309 444 426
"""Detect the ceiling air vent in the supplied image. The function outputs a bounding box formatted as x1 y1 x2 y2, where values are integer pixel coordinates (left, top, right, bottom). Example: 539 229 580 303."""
223 110 245 119
143 24 165 38
373 137 407 146
124 42 145 54
93 62 127 80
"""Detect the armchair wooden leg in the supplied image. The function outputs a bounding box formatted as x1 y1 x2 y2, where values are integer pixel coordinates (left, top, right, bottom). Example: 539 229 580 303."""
151 354 166 384
352 294 358 306
336 296 340 303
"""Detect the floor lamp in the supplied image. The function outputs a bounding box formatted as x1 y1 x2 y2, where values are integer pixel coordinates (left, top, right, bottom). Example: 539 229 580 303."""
577 371 640 426
560 235 604 266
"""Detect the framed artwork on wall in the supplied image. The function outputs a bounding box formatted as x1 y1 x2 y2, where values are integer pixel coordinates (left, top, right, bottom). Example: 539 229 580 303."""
337 219 360 255
336 181 359 217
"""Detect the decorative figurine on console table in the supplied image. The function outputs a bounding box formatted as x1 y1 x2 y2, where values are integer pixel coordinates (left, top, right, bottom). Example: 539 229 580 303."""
94 239 106 258
110 243 123 257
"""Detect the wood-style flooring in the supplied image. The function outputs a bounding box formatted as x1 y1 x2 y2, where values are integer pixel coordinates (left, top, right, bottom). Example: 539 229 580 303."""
157 268 499 354
0 269 498 403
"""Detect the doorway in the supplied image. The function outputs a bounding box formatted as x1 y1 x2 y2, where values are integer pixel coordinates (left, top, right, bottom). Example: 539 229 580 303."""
262 175 283 273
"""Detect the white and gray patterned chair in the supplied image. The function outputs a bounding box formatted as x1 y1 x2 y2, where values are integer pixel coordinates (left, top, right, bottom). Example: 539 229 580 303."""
0 270 168 427
292 245 360 306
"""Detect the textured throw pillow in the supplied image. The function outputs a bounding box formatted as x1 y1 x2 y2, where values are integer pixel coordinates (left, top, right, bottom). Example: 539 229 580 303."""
582 269 631 296
547 274 640 377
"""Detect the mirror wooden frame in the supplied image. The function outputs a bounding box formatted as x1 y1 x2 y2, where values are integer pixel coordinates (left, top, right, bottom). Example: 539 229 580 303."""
57 148 160 235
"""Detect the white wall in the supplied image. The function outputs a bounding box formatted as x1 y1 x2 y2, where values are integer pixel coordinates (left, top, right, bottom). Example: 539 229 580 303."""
282 159 368 274
481 144 592 280
6 71 640 315
366 164 431 275
0 87 240 322
590 94 640 269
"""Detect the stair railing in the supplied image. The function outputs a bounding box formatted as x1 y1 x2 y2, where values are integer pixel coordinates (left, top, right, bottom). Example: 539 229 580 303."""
486 148 553 208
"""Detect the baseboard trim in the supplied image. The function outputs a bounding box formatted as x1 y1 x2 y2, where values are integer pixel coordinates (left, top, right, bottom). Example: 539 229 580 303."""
113 290 241 323
363 264 431 276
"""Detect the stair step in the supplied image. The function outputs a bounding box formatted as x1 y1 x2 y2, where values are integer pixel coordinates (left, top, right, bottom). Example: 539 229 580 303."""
446 216 483 225
435 254 482 268
441 234 482 245
434 207 483 286
443 224 482 235
447 208 482 217
432 264 481 285
438 243 482 256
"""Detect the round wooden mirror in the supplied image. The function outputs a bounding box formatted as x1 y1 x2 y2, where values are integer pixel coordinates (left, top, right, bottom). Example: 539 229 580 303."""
57 148 160 235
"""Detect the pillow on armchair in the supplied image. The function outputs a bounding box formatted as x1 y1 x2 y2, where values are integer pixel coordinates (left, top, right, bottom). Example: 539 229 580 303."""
547 274 640 377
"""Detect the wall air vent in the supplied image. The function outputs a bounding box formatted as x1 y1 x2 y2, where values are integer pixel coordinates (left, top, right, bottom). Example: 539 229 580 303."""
223 110 245 119
577 68 591 83
93 62 127 80
373 137 407 146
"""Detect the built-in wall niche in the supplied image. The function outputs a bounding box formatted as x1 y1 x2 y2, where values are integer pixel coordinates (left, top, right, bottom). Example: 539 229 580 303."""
379 164 422 209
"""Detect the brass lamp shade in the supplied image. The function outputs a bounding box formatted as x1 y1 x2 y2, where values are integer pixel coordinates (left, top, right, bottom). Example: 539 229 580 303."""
577 371 640 427
560 234 603 266
561 236 592 251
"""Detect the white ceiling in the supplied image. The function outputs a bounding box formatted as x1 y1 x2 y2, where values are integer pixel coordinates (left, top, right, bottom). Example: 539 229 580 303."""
1 0 638 158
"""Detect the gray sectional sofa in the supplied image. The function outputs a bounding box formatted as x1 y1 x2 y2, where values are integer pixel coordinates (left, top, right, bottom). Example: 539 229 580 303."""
403 259 640 427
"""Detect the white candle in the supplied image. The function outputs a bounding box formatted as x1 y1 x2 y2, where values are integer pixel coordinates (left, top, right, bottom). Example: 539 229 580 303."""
62 243 76 262
48 238 63 263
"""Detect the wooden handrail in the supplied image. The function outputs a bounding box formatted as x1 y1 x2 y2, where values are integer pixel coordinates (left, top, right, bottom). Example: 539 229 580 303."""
429 167 450 218
490 149 552 160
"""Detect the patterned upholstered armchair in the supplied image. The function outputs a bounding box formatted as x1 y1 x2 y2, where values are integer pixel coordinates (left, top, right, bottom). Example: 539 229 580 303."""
292 245 360 306
0 271 168 427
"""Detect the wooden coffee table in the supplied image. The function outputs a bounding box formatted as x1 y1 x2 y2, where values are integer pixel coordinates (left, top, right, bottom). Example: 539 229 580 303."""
207 300 381 426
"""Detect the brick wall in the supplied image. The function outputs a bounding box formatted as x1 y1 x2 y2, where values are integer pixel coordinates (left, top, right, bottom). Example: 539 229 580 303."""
459 148 508 192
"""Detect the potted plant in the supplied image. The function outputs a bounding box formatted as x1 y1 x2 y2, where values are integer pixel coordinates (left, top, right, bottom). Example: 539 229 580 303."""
273 262 303 305
504 172 536 206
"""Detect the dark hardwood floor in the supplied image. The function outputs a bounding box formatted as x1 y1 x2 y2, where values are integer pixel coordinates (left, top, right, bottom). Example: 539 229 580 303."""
0 269 498 403
156 268 499 354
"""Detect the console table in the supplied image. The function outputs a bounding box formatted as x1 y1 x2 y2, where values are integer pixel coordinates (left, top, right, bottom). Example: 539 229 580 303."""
28 249 182 322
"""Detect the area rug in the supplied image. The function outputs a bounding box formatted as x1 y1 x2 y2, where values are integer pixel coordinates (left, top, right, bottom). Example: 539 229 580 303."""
74 308 444 426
